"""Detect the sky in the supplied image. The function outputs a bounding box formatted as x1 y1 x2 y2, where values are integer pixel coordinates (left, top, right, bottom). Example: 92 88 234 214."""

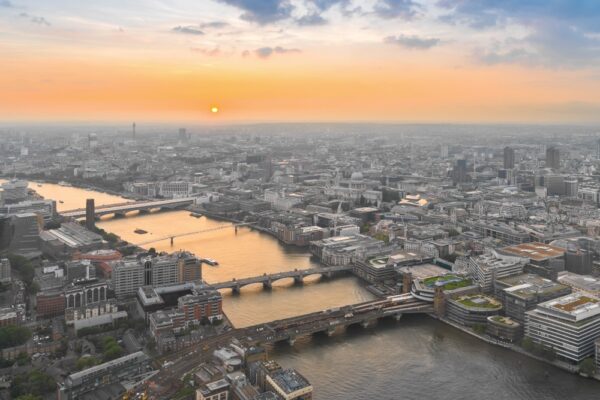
1 0 600 124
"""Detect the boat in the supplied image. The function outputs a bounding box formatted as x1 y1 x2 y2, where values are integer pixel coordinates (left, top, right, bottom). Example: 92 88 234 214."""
58 181 72 187
190 212 203 218
37 184 42 187
202 258 219 266
134 229 148 234
59 200 64 204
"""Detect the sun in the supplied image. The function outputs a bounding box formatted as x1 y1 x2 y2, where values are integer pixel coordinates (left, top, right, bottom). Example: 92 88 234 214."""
211 106 219 114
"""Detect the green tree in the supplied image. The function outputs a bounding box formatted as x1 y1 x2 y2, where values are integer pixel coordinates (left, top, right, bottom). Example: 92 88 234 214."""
521 337 535 352
10 369 55 398
0 325 32 349
16 395 41 400
579 357 596 376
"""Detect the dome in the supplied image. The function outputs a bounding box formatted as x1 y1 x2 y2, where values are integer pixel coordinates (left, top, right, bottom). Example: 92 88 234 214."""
350 172 363 181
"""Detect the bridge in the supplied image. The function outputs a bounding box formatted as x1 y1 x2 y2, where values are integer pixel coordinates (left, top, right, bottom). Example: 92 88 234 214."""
242 293 433 345
211 266 352 293
60 198 195 218
133 222 254 246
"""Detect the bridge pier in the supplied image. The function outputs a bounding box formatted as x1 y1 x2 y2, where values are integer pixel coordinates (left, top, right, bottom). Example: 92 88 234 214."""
293 275 304 285
263 279 272 290
288 337 297 346
361 319 377 329
231 284 241 295
113 212 127 218
138 209 150 215
394 313 403 321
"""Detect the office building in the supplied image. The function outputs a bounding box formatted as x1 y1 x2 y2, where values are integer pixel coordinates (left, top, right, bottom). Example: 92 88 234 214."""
112 258 145 299
177 251 203 282
486 316 521 342
0 180 28 203
446 294 502 327
266 369 313 400
503 146 515 169
468 251 526 292
58 351 151 400
546 146 560 169
494 273 571 324
196 379 230 400
0 258 10 284
112 254 180 299
8 213 41 258
85 198 95 230
525 293 600 363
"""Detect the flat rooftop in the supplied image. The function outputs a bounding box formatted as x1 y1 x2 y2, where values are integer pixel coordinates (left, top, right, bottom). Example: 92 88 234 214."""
557 272 600 294
540 292 600 320
501 242 565 262
499 274 570 300
269 369 311 394
397 263 448 279
454 294 502 310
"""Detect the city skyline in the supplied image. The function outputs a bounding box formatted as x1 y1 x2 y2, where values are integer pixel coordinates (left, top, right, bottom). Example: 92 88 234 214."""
1 0 600 123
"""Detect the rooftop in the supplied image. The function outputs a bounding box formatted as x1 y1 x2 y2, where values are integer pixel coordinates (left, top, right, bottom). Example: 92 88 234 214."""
422 274 472 291
539 292 600 320
454 294 502 310
269 369 312 394
500 242 565 262
499 274 570 300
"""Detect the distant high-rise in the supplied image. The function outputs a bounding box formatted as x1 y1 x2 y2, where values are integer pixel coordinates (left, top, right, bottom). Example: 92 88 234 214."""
452 159 469 185
546 146 560 169
132 122 136 139
85 198 95 230
596 138 600 160
503 146 515 169
178 128 188 142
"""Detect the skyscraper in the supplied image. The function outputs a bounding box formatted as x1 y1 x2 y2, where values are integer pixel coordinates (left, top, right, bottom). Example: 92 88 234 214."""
85 198 95 230
503 146 515 169
546 146 560 169
132 122 136 139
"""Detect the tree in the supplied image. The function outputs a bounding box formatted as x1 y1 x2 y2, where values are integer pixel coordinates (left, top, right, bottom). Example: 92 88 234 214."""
579 357 596 376
10 369 55 398
16 395 41 400
0 325 32 349
521 337 535 352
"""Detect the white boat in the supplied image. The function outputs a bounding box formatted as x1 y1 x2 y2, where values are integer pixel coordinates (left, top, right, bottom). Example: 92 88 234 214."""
202 258 219 266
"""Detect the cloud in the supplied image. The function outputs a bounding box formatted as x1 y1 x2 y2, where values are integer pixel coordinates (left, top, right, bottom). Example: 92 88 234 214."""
31 16 50 26
254 46 301 58
191 47 222 56
296 13 327 26
439 1 600 67
384 34 440 49
437 1 600 32
374 0 422 19
199 21 230 29
0 0 13 8
172 25 204 35
217 0 294 24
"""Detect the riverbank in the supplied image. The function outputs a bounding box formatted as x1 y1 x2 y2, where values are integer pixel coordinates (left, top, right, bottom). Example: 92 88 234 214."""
431 315 596 380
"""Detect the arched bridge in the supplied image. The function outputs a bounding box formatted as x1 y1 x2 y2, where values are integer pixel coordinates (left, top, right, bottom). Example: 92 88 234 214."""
242 293 434 345
61 197 195 218
211 266 353 293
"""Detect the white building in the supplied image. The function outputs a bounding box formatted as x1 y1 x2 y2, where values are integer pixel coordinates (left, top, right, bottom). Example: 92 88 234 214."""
468 251 526 292
526 293 600 363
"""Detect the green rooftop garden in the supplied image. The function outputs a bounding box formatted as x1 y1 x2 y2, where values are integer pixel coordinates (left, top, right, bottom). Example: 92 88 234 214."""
457 295 501 309
422 274 472 291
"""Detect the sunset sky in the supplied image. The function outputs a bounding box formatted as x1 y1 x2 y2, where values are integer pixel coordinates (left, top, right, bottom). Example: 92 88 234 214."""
1 0 600 123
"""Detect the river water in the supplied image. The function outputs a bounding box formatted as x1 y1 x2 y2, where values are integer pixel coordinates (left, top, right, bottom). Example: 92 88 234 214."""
22 182 600 399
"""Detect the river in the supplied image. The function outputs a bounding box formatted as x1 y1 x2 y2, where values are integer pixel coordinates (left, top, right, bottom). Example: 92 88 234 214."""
20 182 600 399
